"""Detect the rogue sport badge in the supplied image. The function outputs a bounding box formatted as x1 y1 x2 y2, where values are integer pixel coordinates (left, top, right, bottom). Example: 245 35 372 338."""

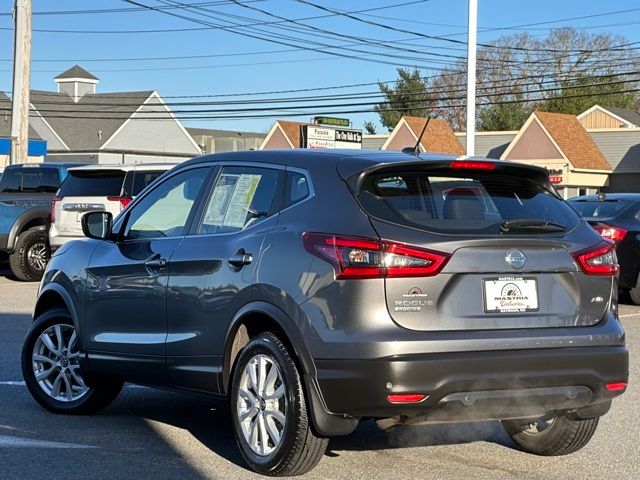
505 249 527 269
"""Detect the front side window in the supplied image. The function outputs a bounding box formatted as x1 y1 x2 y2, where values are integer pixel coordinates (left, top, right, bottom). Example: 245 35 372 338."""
124 168 207 240
199 166 281 235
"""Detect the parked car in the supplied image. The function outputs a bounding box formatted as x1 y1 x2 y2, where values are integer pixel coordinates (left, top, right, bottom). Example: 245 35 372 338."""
22 151 628 476
0 162 78 281
569 193 640 304
49 164 174 250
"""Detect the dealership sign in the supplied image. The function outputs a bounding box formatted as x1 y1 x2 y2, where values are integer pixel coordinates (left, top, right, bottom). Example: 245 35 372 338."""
547 168 564 184
313 116 350 127
304 125 362 149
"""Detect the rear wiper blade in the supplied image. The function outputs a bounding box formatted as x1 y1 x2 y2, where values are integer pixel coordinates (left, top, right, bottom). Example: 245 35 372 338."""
501 219 566 233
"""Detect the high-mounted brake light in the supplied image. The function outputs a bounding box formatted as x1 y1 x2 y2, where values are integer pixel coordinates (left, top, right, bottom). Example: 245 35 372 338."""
449 160 495 170
387 394 427 404
50 195 62 223
605 382 627 392
107 196 132 211
572 240 619 276
594 224 627 244
302 233 450 280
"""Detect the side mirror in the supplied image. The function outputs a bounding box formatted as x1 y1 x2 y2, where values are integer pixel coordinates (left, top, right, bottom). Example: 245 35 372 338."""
81 211 113 240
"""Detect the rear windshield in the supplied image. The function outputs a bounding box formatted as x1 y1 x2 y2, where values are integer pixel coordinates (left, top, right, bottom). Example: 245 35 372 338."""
123 170 165 197
358 170 580 235
568 199 635 219
58 170 126 197
0 167 60 193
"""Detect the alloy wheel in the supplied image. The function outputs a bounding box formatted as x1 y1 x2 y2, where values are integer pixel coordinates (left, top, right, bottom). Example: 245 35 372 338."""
32 324 89 402
521 416 556 436
27 242 49 272
236 354 287 456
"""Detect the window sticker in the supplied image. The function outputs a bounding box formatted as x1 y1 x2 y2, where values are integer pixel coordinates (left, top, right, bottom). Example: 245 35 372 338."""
202 173 262 230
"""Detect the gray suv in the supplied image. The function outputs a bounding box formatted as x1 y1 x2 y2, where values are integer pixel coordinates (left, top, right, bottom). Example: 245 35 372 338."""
22 150 628 476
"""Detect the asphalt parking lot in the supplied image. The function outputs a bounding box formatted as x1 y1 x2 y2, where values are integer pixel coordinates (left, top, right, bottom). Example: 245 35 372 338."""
0 267 637 480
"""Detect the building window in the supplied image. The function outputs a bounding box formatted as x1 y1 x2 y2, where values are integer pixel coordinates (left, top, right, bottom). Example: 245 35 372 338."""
579 188 587 196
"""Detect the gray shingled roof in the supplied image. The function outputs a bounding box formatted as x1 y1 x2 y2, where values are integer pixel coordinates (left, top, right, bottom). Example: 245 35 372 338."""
30 90 154 150
54 65 99 81
601 106 640 127
0 91 42 140
186 127 266 138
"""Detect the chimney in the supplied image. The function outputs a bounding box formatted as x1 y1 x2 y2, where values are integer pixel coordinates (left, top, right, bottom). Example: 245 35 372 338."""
54 65 99 102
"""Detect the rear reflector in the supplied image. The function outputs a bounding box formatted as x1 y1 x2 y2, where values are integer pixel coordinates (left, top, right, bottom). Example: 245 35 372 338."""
449 160 495 170
303 233 450 279
594 224 627 243
387 394 427 404
605 382 627 392
572 240 619 276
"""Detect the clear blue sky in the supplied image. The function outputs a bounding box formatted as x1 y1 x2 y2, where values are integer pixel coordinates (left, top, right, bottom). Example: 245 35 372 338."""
2 0 640 133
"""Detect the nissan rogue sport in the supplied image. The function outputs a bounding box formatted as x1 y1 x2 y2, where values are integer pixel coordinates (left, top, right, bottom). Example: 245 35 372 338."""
22 150 628 476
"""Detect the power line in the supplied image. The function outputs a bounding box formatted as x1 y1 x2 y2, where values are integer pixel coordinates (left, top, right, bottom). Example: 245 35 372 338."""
12 75 640 117
3 85 640 121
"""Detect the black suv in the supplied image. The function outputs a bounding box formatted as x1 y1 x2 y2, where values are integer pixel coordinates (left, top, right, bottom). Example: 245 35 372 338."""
22 151 628 476
0 163 78 280
569 193 640 304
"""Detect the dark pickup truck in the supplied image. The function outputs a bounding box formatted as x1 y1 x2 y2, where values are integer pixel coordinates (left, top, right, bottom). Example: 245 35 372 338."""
0 163 77 281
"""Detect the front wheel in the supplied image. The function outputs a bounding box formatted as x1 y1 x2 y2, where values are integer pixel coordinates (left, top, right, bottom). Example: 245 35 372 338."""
230 332 328 476
22 308 123 414
502 413 599 456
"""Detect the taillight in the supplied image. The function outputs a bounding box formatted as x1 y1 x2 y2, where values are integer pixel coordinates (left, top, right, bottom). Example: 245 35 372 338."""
572 240 619 276
50 195 62 223
594 224 627 243
449 160 495 170
107 196 132 210
302 233 450 279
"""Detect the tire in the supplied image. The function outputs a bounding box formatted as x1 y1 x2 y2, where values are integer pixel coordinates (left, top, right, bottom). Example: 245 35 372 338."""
502 413 599 456
9 229 50 281
629 275 640 305
22 308 123 414
230 332 328 476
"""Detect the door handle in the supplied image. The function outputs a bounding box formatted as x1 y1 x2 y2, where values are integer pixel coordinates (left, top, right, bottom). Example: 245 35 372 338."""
145 256 167 271
228 250 253 268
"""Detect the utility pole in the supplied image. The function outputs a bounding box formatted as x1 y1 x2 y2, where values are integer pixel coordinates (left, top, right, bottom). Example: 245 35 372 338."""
465 0 477 157
10 0 32 165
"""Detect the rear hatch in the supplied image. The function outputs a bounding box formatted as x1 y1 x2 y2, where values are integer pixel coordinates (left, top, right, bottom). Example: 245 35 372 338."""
54 169 166 237
54 169 126 237
347 159 616 331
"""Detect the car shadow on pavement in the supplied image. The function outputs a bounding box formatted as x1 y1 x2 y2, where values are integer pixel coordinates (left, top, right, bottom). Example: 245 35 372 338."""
113 387 515 466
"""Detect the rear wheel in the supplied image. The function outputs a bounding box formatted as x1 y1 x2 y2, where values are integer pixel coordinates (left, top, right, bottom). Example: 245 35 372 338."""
230 332 328 476
9 229 50 281
502 413 599 456
22 308 123 414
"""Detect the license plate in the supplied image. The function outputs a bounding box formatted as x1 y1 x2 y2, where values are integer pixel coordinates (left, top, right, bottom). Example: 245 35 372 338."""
483 277 538 313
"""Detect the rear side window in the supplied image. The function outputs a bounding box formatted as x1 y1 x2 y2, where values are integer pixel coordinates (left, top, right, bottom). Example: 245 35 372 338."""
123 170 166 197
0 167 60 193
285 171 310 207
358 170 580 235
199 166 281 235
568 200 635 219
58 171 125 197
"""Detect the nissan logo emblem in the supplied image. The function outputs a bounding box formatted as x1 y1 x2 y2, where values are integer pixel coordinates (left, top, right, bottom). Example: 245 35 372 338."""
505 249 527 269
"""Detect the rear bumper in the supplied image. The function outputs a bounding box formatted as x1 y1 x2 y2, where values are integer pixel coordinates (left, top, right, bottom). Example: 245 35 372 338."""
315 346 628 420
49 232 81 248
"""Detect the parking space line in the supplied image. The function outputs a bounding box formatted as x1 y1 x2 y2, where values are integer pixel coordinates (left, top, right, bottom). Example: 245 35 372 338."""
0 381 25 386
0 434 96 449
619 313 640 318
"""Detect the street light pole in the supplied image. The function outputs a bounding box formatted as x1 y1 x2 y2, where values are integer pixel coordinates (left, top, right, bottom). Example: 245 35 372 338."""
10 0 32 165
465 0 477 157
